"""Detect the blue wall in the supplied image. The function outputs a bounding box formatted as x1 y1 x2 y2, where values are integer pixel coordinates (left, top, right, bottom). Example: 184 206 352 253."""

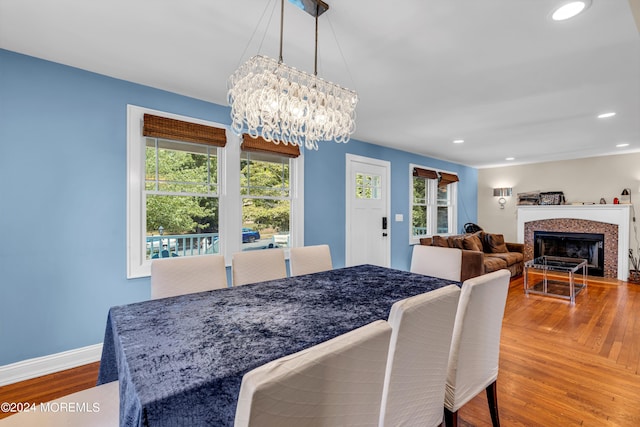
0 49 477 366
304 140 478 270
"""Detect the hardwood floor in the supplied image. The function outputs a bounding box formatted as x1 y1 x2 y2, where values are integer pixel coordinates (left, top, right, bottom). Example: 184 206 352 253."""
1 277 639 425
463 276 640 427
0 362 100 420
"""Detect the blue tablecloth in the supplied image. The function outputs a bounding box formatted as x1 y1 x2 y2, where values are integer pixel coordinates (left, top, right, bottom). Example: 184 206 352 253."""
97 264 458 426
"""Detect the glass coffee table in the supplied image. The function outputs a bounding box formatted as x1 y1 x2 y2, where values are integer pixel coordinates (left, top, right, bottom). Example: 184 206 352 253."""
524 256 587 304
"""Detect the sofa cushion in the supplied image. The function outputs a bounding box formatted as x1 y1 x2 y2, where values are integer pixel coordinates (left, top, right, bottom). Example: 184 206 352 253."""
449 236 465 249
431 235 450 247
419 237 433 246
462 234 483 252
483 254 508 272
461 250 484 281
486 233 508 253
486 251 523 266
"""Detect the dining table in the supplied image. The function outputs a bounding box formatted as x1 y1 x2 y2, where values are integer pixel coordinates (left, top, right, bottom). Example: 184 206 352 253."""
97 264 459 426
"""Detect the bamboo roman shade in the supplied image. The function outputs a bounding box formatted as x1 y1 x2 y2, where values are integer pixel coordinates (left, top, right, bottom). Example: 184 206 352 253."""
438 172 459 187
413 167 439 180
413 167 459 187
143 114 227 147
241 135 301 158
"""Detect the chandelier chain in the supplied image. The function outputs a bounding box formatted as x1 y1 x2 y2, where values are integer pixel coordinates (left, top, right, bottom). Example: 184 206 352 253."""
314 11 319 76
279 0 284 63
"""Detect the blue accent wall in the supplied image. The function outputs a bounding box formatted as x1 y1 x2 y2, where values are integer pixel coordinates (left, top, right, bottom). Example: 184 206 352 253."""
304 140 478 270
0 49 477 366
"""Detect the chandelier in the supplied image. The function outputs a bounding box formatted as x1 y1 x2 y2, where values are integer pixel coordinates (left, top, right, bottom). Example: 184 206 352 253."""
227 0 358 151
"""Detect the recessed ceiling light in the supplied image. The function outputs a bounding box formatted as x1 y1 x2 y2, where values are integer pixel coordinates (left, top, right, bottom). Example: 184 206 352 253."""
551 1 590 21
616 143 630 148
452 139 464 144
505 157 515 161
597 112 616 119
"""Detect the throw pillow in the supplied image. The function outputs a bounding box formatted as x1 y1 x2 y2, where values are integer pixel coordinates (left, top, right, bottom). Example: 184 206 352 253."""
431 235 450 247
486 233 508 253
449 236 465 249
462 234 483 252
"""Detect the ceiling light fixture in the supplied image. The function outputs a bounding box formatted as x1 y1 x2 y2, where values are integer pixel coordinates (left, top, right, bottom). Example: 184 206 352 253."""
616 143 630 148
598 112 616 119
505 157 515 161
551 1 591 21
453 139 464 144
227 0 358 150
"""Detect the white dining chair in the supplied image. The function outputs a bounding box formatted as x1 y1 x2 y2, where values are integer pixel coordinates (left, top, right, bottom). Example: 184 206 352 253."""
444 269 511 427
234 320 392 427
410 244 462 281
151 254 228 299
232 249 287 286
288 244 333 276
0 381 119 426
379 285 461 427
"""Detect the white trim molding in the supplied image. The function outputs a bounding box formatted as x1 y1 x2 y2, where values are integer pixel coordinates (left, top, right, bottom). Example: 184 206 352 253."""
0 344 103 387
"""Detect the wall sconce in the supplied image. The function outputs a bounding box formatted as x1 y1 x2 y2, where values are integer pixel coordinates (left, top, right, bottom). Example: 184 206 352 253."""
493 187 512 209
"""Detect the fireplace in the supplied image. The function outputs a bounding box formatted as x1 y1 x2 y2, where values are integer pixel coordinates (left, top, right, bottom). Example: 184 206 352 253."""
534 231 604 276
517 205 631 280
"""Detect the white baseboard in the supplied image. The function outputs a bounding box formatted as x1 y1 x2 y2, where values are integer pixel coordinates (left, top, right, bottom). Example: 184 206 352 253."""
0 343 103 387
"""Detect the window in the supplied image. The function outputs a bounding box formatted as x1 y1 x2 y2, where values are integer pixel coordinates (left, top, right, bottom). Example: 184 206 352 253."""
410 165 458 242
145 138 219 259
127 105 304 278
240 135 301 251
241 151 291 248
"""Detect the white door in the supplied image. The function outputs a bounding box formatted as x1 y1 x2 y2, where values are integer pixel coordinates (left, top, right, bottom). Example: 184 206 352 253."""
345 154 391 267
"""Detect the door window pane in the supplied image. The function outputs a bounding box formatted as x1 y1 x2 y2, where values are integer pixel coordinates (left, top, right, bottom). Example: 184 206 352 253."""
356 173 382 199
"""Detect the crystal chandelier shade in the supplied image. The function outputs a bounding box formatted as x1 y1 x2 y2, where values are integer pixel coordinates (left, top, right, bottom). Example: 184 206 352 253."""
227 1 358 151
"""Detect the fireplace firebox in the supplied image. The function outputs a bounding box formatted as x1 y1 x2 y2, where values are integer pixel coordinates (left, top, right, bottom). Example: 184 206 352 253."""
533 231 604 277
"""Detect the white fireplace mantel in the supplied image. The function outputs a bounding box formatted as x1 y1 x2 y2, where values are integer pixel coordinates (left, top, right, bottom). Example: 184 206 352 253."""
517 205 632 280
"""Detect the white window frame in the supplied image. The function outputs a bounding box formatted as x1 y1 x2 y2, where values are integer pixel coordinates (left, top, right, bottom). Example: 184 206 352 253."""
409 163 458 245
126 105 304 278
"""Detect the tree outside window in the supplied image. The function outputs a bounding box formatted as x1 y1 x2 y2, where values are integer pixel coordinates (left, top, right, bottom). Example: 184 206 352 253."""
241 151 291 250
145 138 219 258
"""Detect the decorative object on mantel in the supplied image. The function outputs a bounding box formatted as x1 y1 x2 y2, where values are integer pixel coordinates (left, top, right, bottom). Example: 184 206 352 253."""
599 198 606 204
517 191 565 205
227 0 358 151
620 188 631 204
517 191 540 205
539 191 565 205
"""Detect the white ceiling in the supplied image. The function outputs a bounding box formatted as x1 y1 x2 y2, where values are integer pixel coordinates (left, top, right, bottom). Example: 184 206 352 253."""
1 0 639 168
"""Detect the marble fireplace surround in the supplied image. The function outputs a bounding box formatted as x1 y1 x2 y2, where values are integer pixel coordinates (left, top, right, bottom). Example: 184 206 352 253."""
517 205 632 280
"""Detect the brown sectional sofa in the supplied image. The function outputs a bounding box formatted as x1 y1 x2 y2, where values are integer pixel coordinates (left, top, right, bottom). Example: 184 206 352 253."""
419 232 524 281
